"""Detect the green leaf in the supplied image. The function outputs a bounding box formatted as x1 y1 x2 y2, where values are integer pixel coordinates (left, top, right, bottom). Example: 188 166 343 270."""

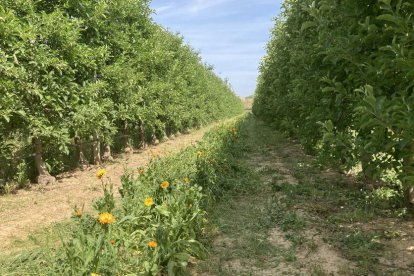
155 205 170 216
377 14 402 25
301 21 317 32
2 114 10 122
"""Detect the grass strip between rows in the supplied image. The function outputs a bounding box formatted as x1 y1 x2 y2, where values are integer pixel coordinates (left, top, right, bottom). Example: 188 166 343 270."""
0 116 247 275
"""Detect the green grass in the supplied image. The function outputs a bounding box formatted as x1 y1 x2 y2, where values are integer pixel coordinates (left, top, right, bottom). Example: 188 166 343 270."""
198 114 413 275
0 116 250 275
2 114 412 275
0 221 72 275
196 116 305 274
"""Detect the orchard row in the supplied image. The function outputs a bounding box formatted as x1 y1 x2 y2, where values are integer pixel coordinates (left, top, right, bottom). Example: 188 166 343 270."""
0 0 243 186
254 0 414 203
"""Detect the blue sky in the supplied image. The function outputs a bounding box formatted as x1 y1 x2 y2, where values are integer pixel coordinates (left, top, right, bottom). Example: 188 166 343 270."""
150 0 283 97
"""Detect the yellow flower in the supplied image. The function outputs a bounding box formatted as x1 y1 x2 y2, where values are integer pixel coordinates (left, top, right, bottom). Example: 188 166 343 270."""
147 240 158 248
98 212 115 225
96 169 106 179
160 181 170 189
144 197 154 207
91 273 101 276
183 177 190 184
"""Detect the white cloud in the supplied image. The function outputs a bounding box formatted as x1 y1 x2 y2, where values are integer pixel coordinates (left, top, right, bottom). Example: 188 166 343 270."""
151 0 283 96
154 4 174 14
188 0 235 14
154 0 237 17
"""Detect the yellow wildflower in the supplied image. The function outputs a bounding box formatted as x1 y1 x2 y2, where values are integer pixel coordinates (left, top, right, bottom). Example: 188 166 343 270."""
147 240 158 248
98 212 115 225
96 169 106 179
183 177 190 184
144 197 154 207
160 181 170 189
91 273 101 276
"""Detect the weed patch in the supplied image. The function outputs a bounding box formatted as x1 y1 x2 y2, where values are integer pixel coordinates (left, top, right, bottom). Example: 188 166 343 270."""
0 117 248 275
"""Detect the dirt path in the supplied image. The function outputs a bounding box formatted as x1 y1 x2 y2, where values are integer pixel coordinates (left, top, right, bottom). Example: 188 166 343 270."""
195 117 352 275
0 126 214 252
195 116 414 275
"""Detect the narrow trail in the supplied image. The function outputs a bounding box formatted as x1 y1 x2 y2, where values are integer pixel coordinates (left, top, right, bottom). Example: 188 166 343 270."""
195 118 352 275
0 125 214 254
196 116 414 275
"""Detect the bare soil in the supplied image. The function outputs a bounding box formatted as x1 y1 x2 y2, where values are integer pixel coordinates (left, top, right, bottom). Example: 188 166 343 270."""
248 151 352 275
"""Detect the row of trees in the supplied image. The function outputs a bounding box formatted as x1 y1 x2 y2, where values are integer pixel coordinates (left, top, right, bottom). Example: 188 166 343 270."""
0 0 243 186
253 0 414 203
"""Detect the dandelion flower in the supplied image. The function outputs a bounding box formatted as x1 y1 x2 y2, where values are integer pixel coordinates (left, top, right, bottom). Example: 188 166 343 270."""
183 177 190 184
96 169 106 179
148 240 158 248
144 197 154 207
91 273 101 276
160 181 170 189
98 212 115 225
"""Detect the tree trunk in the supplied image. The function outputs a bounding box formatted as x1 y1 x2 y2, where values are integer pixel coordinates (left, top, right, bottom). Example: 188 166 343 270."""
32 136 55 185
152 132 160 145
138 120 147 149
160 130 168 142
361 152 375 187
408 187 414 205
75 137 88 170
92 130 101 165
102 144 113 162
403 142 414 205
124 121 133 154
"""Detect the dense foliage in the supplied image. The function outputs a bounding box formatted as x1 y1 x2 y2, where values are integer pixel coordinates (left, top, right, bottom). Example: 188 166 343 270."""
0 0 243 187
253 0 414 200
